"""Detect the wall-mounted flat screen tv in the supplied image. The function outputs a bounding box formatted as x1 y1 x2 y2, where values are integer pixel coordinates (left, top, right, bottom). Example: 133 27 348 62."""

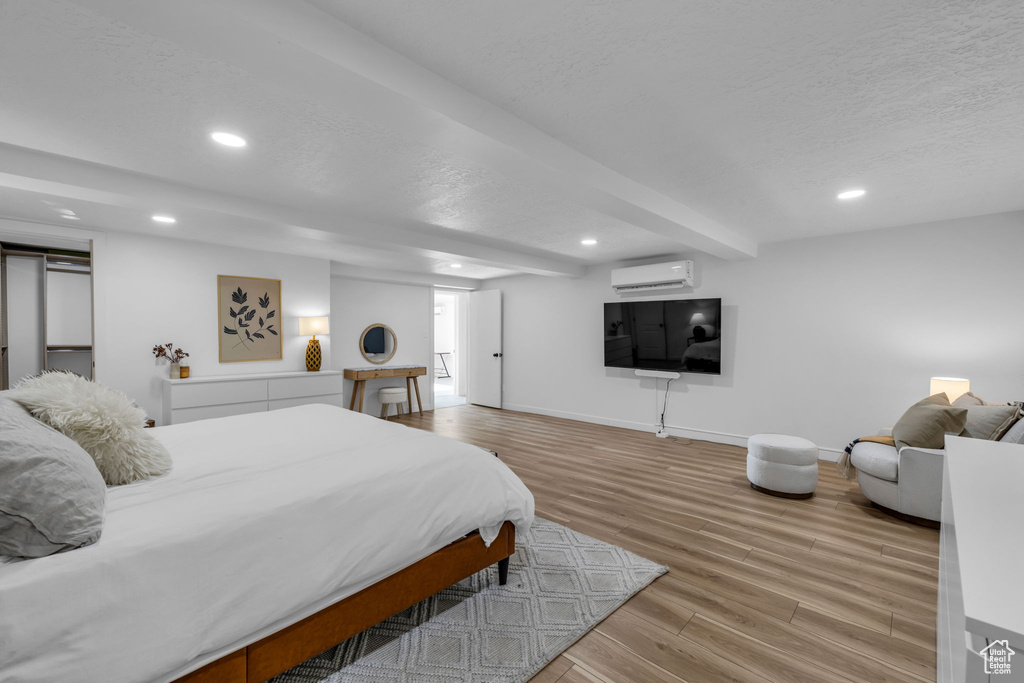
604 298 722 374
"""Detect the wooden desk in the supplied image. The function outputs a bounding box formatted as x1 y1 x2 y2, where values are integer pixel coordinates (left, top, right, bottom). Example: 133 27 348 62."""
344 365 426 415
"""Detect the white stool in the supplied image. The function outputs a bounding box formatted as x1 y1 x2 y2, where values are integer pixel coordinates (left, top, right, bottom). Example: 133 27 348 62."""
378 386 409 420
746 433 818 499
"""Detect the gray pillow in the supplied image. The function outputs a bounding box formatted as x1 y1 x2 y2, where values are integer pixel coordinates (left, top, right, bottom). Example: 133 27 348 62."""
961 405 1021 441
1000 417 1024 445
953 392 1022 409
892 394 968 450
952 392 985 408
0 395 106 557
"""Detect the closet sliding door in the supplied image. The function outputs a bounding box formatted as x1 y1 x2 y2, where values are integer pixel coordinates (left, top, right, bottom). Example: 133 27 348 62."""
3 255 45 387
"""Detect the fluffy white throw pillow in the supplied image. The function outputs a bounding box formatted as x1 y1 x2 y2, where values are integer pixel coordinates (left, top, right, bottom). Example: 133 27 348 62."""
12 372 171 485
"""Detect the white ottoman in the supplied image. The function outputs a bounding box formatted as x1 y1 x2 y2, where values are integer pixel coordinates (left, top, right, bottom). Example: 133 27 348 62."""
746 434 819 499
378 386 409 420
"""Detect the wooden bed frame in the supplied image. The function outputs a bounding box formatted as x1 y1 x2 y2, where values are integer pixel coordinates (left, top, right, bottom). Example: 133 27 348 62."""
174 522 515 683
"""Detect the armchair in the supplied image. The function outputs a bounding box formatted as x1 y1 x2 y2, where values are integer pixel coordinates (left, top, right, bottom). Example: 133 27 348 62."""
850 428 944 525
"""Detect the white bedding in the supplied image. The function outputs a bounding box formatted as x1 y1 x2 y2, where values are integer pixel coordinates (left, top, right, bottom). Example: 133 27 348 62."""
0 404 534 683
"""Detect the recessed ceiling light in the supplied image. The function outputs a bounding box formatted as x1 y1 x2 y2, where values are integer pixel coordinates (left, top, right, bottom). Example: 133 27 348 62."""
210 131 247 148
450 263 462 269
837 188 866 200
61 214 80 220
581 239 597 246
152 215 177 224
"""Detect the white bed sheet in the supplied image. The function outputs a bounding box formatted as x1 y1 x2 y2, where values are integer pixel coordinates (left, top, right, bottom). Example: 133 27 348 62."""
0 404 534 683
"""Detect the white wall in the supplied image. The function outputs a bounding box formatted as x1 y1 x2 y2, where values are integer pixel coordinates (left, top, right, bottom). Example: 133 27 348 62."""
483 211 1024 458
100 232 331 422
330 276 433 415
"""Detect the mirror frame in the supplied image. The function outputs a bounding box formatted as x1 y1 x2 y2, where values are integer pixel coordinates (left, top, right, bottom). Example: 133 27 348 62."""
359 323 397 365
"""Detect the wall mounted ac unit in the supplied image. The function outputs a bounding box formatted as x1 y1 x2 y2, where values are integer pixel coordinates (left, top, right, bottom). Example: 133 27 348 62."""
611 260 694 294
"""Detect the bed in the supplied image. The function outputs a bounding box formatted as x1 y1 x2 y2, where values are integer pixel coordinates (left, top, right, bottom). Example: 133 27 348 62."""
0 404 534 683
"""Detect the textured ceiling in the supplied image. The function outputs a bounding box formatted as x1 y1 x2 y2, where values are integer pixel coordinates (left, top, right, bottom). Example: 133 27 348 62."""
311 0 1024 241
1 0 1022 281
0 0 691 276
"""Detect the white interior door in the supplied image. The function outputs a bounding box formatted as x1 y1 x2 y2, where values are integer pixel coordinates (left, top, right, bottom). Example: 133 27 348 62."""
468 289 502 409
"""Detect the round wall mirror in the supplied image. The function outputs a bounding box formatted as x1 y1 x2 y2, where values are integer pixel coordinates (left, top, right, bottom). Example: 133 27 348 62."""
360 323 397 364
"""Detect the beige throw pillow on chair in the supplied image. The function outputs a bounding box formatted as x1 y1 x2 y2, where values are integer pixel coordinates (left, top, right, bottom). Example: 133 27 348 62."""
952 392 1023 440
960 405 1021 440
892 393 968 451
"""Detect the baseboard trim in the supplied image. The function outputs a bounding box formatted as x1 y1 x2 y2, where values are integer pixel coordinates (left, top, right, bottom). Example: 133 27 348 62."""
501 403 843 462
501 404 653 434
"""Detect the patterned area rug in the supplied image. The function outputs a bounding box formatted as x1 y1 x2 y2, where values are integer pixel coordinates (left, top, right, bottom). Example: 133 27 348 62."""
271 518 667 683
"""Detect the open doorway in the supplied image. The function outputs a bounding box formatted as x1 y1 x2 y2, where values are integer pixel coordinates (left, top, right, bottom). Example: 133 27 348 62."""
433 289 468 409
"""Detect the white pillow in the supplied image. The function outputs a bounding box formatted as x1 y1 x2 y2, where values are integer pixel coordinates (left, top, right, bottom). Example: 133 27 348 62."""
11 372 171 485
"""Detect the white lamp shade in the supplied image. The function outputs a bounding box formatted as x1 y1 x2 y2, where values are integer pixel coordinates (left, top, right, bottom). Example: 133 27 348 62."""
930 377 970 402
298 316 330 336
690 313 707 325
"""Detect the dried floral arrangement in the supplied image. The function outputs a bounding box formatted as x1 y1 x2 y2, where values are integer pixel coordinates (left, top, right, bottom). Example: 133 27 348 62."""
152 343 190 364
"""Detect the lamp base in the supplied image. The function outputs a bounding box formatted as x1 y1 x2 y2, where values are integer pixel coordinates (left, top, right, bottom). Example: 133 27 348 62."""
305 339 322 372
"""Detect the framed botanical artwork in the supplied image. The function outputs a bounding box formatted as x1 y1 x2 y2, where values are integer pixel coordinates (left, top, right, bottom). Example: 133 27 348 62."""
218 275 282 363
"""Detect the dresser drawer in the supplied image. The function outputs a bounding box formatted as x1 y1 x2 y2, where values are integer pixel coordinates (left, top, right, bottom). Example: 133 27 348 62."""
268 374 344 400
171 400 268 424
170 379 268 409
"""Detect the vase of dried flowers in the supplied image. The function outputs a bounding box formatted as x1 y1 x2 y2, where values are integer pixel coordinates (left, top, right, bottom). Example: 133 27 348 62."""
153 343 190 379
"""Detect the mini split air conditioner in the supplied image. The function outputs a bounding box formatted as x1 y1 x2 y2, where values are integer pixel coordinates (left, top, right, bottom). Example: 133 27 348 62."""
611 260 694 294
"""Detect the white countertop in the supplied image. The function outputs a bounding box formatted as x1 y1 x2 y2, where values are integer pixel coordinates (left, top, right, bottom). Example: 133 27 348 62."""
163 370 341 384
945 435 1024 644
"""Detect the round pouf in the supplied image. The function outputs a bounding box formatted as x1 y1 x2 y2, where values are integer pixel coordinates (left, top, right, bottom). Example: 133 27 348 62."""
746 433 819 499
378 386 409 420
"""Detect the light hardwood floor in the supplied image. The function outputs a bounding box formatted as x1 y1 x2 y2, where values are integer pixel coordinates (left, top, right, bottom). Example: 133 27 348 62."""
395 404 940 683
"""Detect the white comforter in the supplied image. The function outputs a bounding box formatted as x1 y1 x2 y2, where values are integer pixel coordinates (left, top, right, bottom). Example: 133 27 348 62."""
0 405 534 683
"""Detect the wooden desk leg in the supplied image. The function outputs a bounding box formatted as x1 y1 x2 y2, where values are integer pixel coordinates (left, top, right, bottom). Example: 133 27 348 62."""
412 377 423 415
348 380 358 411
357 380 366 413
406 377 413 414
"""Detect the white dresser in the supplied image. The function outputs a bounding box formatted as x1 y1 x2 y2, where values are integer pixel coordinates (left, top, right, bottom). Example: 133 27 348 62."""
938 436 1024 682
161 371 344 425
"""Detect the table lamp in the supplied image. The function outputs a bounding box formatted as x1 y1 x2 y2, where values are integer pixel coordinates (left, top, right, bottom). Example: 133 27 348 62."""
690 312 707 342
930 377 970 403
298 316 329 371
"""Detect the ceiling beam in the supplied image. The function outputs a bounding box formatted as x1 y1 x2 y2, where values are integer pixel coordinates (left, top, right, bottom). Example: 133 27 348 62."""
71 0 758 260
0 143 584 277
331 263 481 290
